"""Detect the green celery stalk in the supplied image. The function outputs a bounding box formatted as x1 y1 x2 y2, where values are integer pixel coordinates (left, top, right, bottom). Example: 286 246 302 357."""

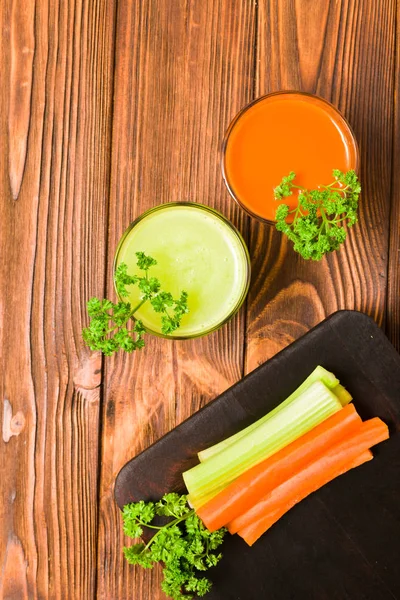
331 383 352 406
187 484 226 510
183 381 342 502
197 366 339 463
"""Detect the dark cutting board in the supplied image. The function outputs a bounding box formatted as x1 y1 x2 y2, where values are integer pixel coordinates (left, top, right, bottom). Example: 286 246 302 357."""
115 310 400 600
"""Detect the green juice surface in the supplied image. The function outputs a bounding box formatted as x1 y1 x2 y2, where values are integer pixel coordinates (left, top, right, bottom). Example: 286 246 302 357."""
115 204 250 337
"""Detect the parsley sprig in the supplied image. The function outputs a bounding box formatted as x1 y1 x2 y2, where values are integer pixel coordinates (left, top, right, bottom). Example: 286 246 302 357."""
122 493 226 600
82 252 189 355
274 169 361 260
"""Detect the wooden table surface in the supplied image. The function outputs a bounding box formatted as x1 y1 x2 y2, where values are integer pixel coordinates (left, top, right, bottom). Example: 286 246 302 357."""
1 1 399 599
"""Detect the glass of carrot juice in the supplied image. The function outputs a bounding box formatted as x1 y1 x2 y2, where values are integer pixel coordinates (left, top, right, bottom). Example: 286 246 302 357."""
222 91 359 223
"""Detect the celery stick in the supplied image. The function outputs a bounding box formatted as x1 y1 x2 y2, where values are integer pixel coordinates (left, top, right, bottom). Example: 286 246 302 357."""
183 381 342 501
332 383 352 406
198 366 339 462
187 484 225 510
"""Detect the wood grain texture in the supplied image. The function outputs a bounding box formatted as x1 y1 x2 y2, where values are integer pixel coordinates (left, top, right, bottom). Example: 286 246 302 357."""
387 0 400 352
0 0 115 597
97 1 256 598
246 0 397 372
8 0 34 200
0 0 398 598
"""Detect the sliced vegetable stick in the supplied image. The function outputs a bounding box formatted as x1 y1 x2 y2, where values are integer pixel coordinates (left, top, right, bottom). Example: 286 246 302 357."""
198 366 340 462
184 381 342 501
331 383 352 407
229 418 388 535
196 405 361 531
237 450 373 546
188 485 226 510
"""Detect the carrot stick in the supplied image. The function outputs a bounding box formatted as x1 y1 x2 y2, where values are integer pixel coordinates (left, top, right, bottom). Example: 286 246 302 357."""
196 405 362 531
237 450 373 546
229 417 388 536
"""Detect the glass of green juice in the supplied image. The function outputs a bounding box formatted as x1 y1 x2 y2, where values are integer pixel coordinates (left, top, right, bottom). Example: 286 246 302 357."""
113 203 251 339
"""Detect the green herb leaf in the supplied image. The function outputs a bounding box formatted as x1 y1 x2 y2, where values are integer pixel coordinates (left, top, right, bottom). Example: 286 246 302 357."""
273 171 296 200
155 493 192 518
274 169 361 260
150 291 175 313
82 252 189 355
124 544 154 568
135 251 158 271
115 263 139 297
122 493 227 600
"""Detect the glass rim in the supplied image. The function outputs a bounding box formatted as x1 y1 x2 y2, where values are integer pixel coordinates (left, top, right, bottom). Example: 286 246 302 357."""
221 90 360 225
113 201 251 340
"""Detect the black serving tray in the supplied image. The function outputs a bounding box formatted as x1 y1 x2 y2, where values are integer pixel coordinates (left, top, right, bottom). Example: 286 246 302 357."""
115 310 400 600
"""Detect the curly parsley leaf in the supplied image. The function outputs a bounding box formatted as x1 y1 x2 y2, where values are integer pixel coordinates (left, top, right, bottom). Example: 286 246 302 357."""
155 493 191 518
115 263 139 297
135 251 158 271
274 169 361 260
122 493 227 600
82 252 189 355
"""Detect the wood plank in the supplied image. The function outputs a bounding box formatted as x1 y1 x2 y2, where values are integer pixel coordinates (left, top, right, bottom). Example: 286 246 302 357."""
246 0 397 371
387 0 400 352
0 0 115 597
97 1 256 598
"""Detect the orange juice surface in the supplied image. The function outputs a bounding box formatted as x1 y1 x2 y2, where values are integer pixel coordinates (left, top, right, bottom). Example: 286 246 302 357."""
223 93 358 222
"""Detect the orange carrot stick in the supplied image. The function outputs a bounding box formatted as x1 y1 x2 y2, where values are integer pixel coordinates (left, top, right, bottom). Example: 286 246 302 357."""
229 417 388 537
197 405 362 532
237 450 373 546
